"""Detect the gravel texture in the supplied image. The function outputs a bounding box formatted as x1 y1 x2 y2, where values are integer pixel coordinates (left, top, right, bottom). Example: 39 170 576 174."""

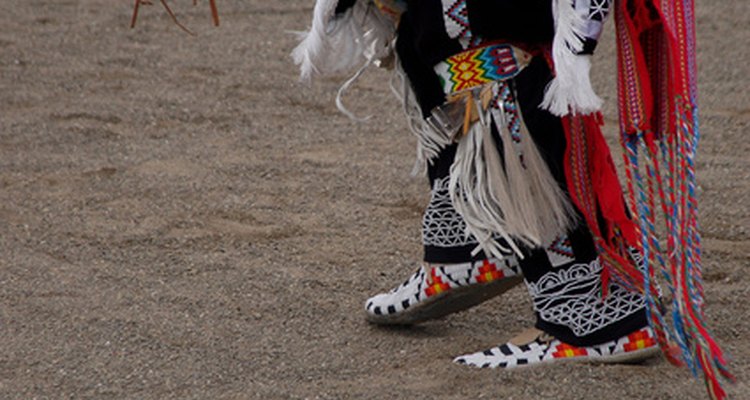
0 1 747 399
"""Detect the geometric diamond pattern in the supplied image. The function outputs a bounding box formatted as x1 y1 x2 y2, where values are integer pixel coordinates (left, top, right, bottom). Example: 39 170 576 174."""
525 258 645 337
422 176 477 248
442 0 471 40
435 45 524 93
545 235 575 267
454 326 659 368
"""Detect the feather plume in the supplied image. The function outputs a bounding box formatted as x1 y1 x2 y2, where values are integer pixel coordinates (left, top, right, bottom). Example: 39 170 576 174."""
291 0 397 83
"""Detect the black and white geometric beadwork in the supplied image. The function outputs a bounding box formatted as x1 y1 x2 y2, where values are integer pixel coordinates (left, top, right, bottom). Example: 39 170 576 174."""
422 176 478 248
525 258 645 337
462 339 548 369
365 258 520 321
440 0 483 49
441 0 470 40
454 326 658 368
366 266 427 318
545 235 575 267
574 0 612 40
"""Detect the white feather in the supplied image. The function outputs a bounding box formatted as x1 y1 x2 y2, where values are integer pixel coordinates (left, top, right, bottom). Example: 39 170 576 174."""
291 1 397 83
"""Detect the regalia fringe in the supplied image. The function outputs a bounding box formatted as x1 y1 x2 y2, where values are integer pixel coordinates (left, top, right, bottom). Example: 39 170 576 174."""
613 0 733 398
505 108 577 247
293 1 450 173
449 108 523 259
450 84 576 260
390 64 453 176
542 0 604 116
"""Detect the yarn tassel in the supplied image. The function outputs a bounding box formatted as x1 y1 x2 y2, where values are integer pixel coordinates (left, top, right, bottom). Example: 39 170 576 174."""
541 0 604 116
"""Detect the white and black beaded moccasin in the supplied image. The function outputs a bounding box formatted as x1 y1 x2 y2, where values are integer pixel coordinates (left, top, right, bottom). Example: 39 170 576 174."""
364 258 523 325
454 326 660 369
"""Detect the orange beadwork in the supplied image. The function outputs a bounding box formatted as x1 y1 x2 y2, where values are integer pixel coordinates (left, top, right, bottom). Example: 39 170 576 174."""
425 268 451 297
551 343 588 359
475 260 505 284
623 330 657 352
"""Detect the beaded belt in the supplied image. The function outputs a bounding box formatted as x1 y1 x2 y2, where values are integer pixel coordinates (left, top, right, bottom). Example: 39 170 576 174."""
434 43 533 95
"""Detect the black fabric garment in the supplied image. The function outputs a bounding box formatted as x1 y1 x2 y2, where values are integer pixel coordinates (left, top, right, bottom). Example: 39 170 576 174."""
396 0 556 117
421 58 566 265
421 57 562 264
403 0 464 66
397 0 647 346
395 13 448 119
420 57 646 346
465 0 554 44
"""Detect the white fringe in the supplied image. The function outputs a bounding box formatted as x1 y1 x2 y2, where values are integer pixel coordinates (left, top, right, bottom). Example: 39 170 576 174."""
291 0 396 83
541 0 603 116
502 106 577 244
335 59 373 121
390 63 453 176
449 110 523 259
450 85 576 259
292 2 450 170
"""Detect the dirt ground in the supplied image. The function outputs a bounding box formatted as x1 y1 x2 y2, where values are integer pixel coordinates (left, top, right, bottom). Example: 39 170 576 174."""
0 1 747 399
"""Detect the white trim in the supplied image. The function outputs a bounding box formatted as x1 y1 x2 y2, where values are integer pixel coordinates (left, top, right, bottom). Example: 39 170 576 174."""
541 0 603 116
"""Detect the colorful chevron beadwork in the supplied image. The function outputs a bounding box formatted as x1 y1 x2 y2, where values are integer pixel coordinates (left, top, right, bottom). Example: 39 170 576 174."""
434 44 531 94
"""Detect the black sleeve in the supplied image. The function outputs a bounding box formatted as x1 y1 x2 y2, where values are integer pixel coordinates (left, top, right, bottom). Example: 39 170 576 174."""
465 0 554 44
335 0 357 14
395 12 448 119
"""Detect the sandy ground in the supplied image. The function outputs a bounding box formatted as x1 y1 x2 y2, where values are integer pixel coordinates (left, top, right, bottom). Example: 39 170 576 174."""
0 1 747 399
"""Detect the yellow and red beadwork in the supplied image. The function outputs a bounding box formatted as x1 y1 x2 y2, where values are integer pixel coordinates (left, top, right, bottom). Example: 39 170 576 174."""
425 268 451 297
475 260 505 284
623 329 657 352
551 343 588 359
434 43 532 95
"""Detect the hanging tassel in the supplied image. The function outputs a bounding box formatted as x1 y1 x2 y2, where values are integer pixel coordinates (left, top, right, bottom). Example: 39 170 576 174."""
541 0 604 116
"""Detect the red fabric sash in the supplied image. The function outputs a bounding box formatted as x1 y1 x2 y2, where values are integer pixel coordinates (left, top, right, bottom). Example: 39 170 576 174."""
561 114 642 294
555 0 732 397
559 0 735 398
